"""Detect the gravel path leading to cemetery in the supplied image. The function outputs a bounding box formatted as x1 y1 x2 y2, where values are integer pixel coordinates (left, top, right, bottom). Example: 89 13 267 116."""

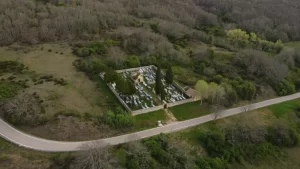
1 93 300 152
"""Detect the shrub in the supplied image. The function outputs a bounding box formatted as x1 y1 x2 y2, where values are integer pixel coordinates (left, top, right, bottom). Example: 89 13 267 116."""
196 157 227 169
230 78 256 100
295 109 300 119
50 153 75 169
0 82 19 101
274 80 296 96
2 93 46 126
102 110 134 129
76 47 90 57
267 123 300 147
199 129 226 156
8 76 16 80
126 55 141 68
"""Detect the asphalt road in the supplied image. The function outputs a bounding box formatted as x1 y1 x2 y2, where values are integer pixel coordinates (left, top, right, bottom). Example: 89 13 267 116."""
1 93 300 152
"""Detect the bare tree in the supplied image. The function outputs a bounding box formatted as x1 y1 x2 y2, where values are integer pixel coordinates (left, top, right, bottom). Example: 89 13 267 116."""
1 93 44 126
124 140 155 169
72 141 122 169
211 104 225 121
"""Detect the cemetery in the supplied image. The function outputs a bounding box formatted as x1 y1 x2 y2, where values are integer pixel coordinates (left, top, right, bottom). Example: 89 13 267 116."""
101 65 195 114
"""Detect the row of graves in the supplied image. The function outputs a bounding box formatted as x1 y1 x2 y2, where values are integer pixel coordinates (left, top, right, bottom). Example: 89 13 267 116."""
110 66 190 111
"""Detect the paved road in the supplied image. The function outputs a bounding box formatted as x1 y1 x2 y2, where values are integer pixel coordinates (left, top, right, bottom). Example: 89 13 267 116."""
1 93 300 152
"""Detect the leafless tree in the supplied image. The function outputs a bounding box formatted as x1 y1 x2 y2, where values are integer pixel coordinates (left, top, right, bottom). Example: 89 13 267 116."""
72 141 122 169
1 93 44 126
167 139 198 169
211 104 225 121
124 140 155 169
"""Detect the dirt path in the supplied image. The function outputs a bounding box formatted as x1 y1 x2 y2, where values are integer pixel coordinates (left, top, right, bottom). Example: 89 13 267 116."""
165 109 177 124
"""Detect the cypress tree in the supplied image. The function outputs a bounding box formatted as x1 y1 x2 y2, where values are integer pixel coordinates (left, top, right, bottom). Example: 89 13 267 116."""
160 86 166 101
166 65 173 85
127 80 137 95
116 77 129 94
155 66 162 95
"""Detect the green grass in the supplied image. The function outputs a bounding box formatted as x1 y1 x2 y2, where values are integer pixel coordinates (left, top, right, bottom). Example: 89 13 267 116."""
133 110 167 131
94 75 120 106
0 82 20 101
115 148 127 167
0 138 14 153
170 101 210 121
268 99 300 118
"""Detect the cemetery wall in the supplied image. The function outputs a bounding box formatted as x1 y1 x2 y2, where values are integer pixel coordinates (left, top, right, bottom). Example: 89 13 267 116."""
116 65 154 73
107 84 132 112
167 98 195 108
172 81 189 97
132 105 163 116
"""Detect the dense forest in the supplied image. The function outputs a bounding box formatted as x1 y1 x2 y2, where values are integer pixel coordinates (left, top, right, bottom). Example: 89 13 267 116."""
1 0 300 45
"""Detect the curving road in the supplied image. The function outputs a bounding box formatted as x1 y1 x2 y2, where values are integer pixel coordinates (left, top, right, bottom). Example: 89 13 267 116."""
1 93 300 152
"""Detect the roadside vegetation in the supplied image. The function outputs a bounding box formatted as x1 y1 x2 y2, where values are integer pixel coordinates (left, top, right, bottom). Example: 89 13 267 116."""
1 98 300 169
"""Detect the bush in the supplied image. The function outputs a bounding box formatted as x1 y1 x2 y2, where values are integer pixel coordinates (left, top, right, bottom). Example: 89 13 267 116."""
267 123 300 147
274 80 296 96
76 47 90 57
126 55 141 68
50 153 75 169
0 82 19 101
196 157 227 169
2 93 46 126
103 110 134 129
295 109 300 119
230 78 256 100
199 129 226 156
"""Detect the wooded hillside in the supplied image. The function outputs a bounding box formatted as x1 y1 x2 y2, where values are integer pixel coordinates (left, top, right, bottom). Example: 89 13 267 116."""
1 0 300 45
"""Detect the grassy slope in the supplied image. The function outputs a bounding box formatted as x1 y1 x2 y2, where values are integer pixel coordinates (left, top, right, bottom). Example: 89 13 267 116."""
169 101 210 121
133 110 167 131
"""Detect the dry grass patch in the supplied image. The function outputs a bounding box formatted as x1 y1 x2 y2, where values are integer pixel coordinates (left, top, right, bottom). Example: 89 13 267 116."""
0 44 120 140
0 44 110 115
20 116 121 141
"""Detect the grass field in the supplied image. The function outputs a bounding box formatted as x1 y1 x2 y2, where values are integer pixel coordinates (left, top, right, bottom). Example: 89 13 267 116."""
133 110 167 131
267 99 300 118
169 101 210 121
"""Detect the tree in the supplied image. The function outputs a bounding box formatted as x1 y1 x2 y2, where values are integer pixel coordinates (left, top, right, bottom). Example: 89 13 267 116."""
124 140 157 169
72 141 121 169
155 66 163 95
104 69 118 83
126 55 141 68
211 104 224 121
226 29 249 41
226 29 249 48
195 80 209 105
160 86 166 102
2 93 46 126
127 80 137 95
165 65 174 85
116 77 129 94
